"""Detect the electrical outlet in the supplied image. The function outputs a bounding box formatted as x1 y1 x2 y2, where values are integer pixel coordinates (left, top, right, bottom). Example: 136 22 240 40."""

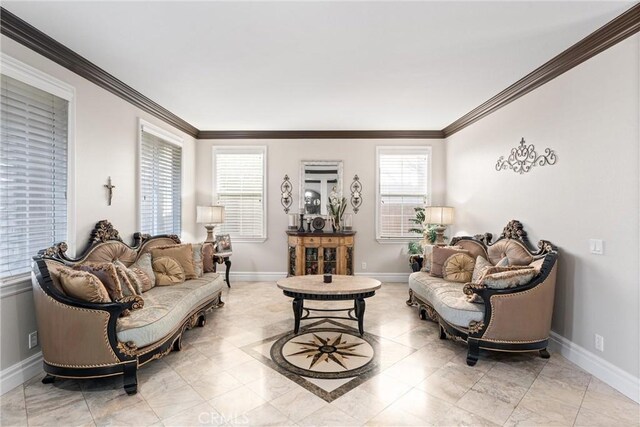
595 334 604 352
361 262 367 270
589 239 604 255
28 331 38 349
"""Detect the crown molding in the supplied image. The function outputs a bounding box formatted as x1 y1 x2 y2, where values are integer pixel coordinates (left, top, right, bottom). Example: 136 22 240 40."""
2 4 639 141
442 2 640 137
196 130 445 139
0 7 199 138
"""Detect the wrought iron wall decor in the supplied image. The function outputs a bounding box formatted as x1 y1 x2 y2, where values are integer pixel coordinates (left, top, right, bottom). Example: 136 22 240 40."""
496 138 557 174
350 175 363 214
280 174 293 213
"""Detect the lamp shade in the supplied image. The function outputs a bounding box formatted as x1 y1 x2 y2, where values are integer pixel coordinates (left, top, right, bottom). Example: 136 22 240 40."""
197 205 225 224
423 206 454 225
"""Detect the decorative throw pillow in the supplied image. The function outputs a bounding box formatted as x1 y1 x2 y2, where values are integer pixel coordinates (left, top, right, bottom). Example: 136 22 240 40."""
430 246 469 278
471 256 493 283
443 253 475 283
153 256 186 286
112 261 138 297
192 243 204 278
74 263 124 301
113 260 143 295
58 268 111 303
130 253 155 292
420 245 435 272
151 244 197 280
483 267 536 289
496 257 510 267
202 243 215 273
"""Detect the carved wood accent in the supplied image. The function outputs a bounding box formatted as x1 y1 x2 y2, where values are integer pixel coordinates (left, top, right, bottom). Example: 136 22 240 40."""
90 220 123 243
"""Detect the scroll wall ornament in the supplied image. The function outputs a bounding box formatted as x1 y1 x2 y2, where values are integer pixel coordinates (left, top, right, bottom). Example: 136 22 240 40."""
350 175 363 214
280 174 293 213
496 138 557 174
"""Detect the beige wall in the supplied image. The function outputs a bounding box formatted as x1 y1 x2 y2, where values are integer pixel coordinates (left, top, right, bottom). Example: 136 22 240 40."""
0 36 198 370
195 139 446 275
446 35 639 377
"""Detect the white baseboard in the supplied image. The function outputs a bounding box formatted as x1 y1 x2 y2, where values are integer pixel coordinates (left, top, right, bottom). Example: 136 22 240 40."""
355 272 411 283
549 331 640 403
229 272 410 283
229 272 288 282
1 352 43 395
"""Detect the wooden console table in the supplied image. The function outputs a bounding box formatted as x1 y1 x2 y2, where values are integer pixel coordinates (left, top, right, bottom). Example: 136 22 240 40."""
286 231 355 276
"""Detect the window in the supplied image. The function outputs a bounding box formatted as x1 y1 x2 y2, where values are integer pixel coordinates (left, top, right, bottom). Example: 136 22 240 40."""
0 58 73 280
212 146 266 241
139 120 182 236
376 146 431 240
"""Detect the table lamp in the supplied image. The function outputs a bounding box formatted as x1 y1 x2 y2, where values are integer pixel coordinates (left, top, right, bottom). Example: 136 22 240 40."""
197 205 225 243
423 206 454 246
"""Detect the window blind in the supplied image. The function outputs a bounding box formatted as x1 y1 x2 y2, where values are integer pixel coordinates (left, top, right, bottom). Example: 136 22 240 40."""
213 148 265 240
140 130 181 236
0 74 68 279
378 148 430 239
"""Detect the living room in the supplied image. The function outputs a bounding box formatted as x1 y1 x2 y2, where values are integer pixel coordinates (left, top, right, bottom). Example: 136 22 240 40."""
0 1 638 426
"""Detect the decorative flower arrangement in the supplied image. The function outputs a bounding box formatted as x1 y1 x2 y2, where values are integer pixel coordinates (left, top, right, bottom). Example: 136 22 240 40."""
328 187 347 231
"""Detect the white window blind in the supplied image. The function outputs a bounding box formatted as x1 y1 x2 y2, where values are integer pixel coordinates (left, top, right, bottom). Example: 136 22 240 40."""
140 127 182 236
0 74 69 279
377 147 430 239
213 147 266 240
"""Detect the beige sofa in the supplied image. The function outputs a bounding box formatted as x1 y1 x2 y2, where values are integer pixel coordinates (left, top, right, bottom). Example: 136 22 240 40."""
407 220 558 366
31 220 225 395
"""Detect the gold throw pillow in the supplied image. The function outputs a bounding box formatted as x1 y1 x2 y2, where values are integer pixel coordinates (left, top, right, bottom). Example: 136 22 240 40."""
58 268 111 303
153 256 186 286
443 253 475 283
151 244 197 280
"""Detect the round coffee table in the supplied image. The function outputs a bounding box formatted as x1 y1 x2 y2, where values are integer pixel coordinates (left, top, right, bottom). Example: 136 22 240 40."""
276 275 381 336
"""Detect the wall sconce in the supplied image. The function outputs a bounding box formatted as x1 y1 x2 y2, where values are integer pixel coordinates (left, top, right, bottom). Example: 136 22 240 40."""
350 174 362 214
281 174 293 213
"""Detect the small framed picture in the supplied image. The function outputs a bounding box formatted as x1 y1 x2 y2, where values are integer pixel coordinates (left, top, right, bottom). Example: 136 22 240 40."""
215 234 232 253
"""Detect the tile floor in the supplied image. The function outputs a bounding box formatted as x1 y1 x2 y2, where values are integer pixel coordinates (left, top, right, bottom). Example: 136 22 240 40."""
1 281 638 426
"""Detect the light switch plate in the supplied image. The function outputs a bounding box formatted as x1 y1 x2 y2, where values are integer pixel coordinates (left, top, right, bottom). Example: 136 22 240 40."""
589 239 604 255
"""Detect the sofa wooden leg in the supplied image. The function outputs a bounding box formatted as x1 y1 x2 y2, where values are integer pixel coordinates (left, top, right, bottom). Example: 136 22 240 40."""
123 362 138 395
439 326 447 340
467 339 479 366
539 348 550 359
197 314 206 327
173 336 183 352
419 307 427 320
42 374 55 384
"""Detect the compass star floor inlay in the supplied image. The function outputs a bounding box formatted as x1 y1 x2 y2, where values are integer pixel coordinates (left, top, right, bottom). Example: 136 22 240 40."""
242 320 386 402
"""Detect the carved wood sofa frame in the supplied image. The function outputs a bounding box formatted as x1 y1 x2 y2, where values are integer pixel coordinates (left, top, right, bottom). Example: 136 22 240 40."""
407 220 558 366
31 220 224 395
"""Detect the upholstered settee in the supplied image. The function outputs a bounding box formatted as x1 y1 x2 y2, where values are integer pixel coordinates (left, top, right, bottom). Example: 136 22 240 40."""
407 220 558 366
31 221 225 395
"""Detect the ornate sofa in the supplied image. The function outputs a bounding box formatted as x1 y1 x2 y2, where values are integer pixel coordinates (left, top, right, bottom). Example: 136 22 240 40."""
407 220 558 366
31 221 225 395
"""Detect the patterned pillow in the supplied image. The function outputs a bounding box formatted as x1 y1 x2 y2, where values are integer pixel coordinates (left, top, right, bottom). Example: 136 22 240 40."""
113 260 144 295
202 243 215 273
152 256 186 286
74 263 124 301
112 261 138 297
151 244 196 280
59 267 111 303
471 256 493 283
192 243 204 278
130 253 155 292
483 268 536 289
430 246 469 278
443 253 475 283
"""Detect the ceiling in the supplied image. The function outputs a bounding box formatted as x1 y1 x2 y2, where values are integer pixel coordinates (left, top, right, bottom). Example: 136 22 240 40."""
2 1 633 131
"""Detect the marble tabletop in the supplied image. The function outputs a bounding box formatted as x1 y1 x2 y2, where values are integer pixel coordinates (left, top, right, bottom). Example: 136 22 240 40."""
277 275 381 295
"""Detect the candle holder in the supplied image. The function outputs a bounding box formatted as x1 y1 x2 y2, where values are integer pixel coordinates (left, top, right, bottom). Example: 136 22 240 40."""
298 213 305 232
323 273 332 283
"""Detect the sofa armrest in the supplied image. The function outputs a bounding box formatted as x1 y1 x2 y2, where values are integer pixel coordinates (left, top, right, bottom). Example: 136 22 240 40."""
476 263 557 343
31 261 141 368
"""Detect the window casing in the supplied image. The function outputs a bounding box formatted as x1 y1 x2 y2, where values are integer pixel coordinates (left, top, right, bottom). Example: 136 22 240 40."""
212 146 267 241
0 55 74 282
139 120 182 236
376 146 431 241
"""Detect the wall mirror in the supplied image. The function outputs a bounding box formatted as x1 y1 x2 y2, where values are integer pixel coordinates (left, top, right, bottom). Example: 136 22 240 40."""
299 161 343 215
